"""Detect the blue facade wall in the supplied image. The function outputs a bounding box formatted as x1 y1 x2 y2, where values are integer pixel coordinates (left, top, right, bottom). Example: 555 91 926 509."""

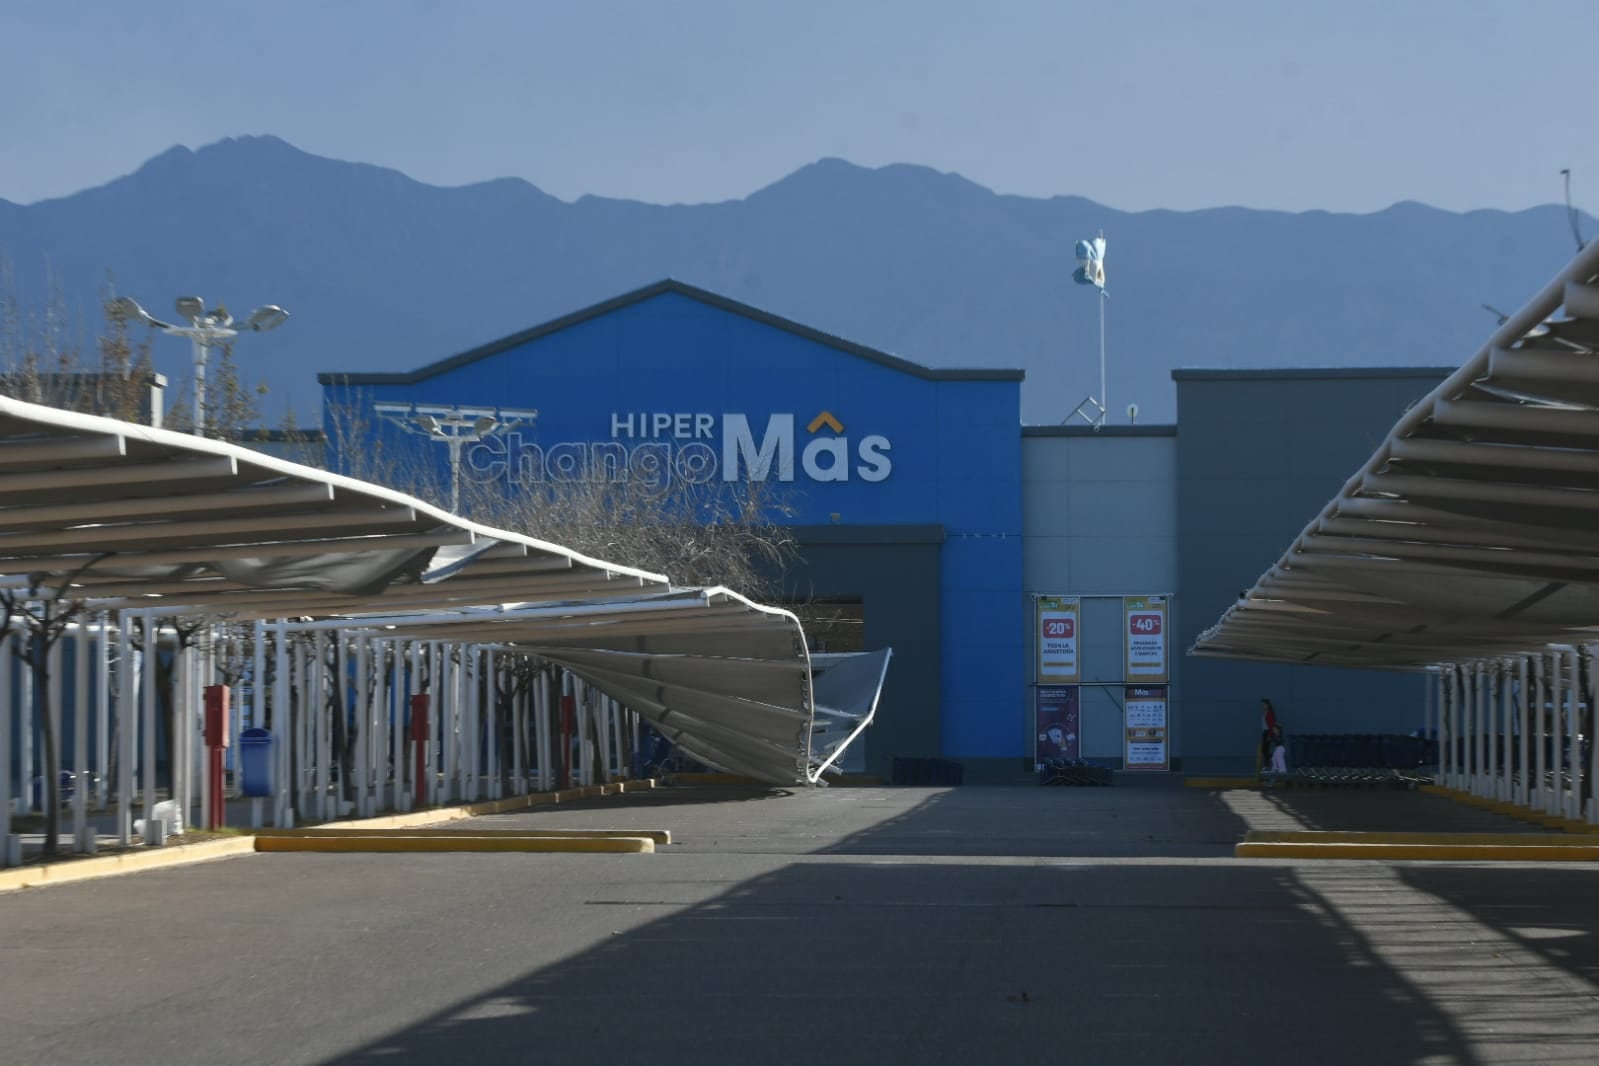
322 285 1026 763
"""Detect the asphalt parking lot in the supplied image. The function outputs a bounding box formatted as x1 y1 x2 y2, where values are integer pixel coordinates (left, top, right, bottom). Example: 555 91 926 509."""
4 783 1599 1065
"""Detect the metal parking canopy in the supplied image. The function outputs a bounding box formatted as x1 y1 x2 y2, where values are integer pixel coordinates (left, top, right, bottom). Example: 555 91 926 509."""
0 396 843 784
1193 237 1599 669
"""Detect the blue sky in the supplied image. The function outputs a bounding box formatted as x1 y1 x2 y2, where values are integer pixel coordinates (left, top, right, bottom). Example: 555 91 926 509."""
3 0 1596 212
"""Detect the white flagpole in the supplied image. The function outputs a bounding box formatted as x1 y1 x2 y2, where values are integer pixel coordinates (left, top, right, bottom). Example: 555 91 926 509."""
1099 289 1107 426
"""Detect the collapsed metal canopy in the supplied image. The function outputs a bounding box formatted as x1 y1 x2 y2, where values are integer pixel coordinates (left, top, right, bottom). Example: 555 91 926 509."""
1193 237 1599 670
0 397 869 783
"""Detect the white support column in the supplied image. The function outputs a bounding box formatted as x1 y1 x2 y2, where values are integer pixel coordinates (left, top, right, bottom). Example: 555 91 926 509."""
294 635 310 819
511 663 525 794
313 631 330 822
1517 655 1530 809
117 613 134 843
440 649 456 804
380 641 391 813
1453 665 1465 789
0 636 12 865
401 641 419 812
1553 649 1567 817
253 620 266 738
1588 646 1599 824
386 642 399 808
72 623 89 849
273 622 290 827
96 613 110 810
45 638 62 840
463 648 479 802
141 613 158 829
1533 653 1548 813
535 668 551 792
434 647 448 804
1459 664 1472 791
459 645 469 801
489 650 502 799
1487 661 1502 800
195 644 211 835
1567 648 1583 820
1477 662 1490 797
354 634 370 818
1445 671 1458 789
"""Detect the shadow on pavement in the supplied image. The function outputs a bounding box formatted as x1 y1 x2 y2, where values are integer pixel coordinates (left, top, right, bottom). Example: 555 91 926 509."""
816 786 1252 858
320 860 1478 1066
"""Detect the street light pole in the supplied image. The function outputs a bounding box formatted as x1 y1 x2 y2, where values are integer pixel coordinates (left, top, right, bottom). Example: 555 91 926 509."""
112 296 289 436
374 404 539 514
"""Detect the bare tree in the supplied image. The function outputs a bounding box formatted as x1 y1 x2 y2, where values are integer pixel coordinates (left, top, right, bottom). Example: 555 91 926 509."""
0 562 101 860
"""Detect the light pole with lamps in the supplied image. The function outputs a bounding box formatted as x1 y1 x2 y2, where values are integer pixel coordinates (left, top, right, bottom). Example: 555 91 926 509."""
374 403 539 513
113 296 289 436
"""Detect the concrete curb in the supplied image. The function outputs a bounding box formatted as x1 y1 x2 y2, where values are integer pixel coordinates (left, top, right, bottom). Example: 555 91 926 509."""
256 827 673 845
255 834 654 854
0 837 256 894
0 779 663 894
1237 840 1599 861
1420 784 1599 833
1184 776 1260 789
1245 830 1599 846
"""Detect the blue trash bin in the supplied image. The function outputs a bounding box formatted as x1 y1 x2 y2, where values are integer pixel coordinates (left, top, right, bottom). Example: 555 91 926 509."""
239 728 274 798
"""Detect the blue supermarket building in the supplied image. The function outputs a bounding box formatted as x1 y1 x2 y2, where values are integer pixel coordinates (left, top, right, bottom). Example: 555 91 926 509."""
320 280 1434 779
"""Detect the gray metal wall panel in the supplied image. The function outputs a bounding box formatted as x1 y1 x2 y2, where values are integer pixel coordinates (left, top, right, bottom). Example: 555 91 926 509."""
1022 435 1178 765
1175 371 1446 768
778 537 942 780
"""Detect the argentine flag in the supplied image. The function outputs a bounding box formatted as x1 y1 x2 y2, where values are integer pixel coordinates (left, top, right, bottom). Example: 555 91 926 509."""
1073 236 1106 291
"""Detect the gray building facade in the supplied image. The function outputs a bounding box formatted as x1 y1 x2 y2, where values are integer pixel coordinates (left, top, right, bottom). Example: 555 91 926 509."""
1171 368 1451 771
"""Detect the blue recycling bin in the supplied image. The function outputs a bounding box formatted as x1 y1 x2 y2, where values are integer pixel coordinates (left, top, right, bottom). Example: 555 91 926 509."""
239 728 274 798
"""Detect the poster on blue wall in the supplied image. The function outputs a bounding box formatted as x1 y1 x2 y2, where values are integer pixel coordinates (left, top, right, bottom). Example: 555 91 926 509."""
1124 684 1169 771
1035 685 1081 768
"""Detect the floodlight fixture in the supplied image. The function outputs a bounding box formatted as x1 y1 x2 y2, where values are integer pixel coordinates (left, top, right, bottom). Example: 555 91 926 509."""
242 305 290 332
118 292 289 435
175 296 205 324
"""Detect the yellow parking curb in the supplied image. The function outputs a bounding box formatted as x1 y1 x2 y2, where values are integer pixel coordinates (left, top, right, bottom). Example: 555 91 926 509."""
0 836 256 894
1237 841 1599 861
255 834 654 854
256 827 672 845
1245 830 1599 846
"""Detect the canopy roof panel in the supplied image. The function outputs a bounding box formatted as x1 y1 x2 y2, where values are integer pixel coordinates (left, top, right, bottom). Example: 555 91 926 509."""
1193 239 1599 669
0 397 849 783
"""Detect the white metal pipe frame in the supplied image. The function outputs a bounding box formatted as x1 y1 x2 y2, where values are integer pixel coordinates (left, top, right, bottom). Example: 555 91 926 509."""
1193 235 1599 823
0 398 888 867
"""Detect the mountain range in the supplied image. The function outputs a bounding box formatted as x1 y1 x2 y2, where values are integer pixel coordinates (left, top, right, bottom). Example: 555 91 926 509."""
1 134 1591 426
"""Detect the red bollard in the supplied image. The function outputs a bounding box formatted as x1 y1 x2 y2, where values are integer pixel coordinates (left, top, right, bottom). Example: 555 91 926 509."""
410 695 430 809
203 685 231 831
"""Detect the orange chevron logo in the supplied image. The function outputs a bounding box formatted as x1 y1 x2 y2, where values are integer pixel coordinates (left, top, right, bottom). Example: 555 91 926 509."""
807 411 844 434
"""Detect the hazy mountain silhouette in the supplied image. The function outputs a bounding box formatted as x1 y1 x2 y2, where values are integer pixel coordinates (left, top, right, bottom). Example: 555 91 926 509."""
1 134 1589 425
